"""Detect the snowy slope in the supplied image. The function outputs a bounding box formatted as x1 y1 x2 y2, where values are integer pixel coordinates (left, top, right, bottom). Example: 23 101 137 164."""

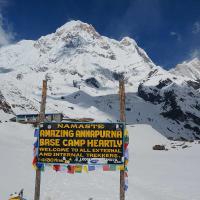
0 122 200 200
170 57 200 80
0 20 199 140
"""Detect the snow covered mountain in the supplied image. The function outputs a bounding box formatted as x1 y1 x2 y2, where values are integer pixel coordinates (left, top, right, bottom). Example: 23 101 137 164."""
0 20 199 140
170 57 200 80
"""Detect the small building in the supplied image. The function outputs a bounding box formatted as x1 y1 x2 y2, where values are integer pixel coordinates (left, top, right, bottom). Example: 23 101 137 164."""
16 113 63 123
62 117 94 122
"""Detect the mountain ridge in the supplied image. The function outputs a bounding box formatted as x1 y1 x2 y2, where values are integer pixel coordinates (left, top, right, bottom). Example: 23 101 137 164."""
0 20 199 140
170 57 200 80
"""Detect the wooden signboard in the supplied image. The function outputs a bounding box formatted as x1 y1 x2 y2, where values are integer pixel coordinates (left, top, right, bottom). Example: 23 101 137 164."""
37 122 125 165
34 79 127 200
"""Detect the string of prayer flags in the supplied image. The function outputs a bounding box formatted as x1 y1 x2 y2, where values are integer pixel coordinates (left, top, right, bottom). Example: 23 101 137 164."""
33 131 38 170
32 133 39 170
124 129 129 192
32 161 126 173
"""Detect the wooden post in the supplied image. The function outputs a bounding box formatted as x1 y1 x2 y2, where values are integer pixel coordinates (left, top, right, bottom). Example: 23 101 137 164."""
34 80 47 200
119 79 125 200
38 80 47 122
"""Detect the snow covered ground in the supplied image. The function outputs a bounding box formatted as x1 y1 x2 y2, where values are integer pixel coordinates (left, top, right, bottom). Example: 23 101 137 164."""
0 122 200 200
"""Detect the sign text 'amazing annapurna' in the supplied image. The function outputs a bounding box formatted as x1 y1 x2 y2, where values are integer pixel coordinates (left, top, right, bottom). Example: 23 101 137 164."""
37 122 124 165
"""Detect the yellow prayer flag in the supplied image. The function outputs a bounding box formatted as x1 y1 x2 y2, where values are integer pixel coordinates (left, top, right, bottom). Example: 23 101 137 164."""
75 165 82 173
124 129 128 136
125 159 129 166
83 165 88 173
32 165 37 170
117 165 124 170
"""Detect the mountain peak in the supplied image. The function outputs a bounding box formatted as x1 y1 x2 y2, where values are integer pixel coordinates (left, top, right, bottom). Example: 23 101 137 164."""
58 20 86 28
170 57 200 80
180 57 200 65
55 20 101 39
120 37 137 46
33 20 101 53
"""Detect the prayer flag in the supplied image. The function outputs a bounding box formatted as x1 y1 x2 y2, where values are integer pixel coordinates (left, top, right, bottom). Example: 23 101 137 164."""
36 163 44 171
75 165 82 173
125 184 128 191
117 165 124 170
124 136 129 143
124 143 128 150
103 165 110 171
88 165 95 171
34 140 38 148
53 165 61 172
109 165 116 171
124 129 128 136
83 165 88 173
125 159 128 166
125 149 129 159
32 156 37 166
67 165 75 174
34 129 39 137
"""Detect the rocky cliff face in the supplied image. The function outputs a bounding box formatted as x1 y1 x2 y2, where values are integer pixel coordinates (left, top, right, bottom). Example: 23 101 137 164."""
0 20 199 140
0 91 13 114
138 75 200 139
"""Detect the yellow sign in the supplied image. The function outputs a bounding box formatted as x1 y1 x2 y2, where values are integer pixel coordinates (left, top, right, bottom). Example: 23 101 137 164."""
37 122 124 165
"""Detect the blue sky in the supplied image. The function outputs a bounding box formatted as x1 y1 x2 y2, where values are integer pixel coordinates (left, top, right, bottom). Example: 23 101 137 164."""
0 0 200 69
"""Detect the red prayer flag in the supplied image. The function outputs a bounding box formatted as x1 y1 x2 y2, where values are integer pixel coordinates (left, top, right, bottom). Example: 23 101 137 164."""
103 165 109 171
67 165 75 174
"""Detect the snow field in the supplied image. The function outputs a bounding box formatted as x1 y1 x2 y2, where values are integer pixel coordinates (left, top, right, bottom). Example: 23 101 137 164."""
0 122 200 200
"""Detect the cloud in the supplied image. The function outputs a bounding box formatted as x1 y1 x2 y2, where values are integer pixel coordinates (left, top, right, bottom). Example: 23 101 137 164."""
192 21 200 34
0 14 14 45
170 31 181 42
189 49 200 59
0 0 14 46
